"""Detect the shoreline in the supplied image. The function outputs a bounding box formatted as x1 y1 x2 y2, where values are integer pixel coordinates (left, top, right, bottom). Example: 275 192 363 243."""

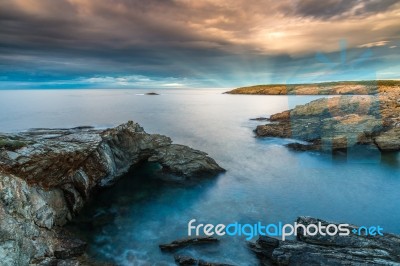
225 80 400 95
253 89 400 153
0 121 224 265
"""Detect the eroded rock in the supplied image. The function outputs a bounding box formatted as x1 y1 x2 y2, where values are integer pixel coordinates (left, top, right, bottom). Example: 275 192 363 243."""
0 121 224 265
255 91 400 152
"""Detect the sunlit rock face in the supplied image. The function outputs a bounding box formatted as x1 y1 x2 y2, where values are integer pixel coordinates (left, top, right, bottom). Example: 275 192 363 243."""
0 121 224 265
255 88 400 152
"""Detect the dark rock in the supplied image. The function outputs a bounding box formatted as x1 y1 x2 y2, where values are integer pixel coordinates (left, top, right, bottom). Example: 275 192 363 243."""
149 144 225 178
0 121 224 265
198 260 234 266
173 255 235 266
285 142 319 151
145 92 159 95
159 237 219 252
250 117 269 121
174 255 198 265
53 238 87 259
249 216 400 265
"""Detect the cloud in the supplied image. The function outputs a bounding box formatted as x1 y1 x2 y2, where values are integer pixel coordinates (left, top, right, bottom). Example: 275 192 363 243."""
81 75 192 88
288 0 400 19
358 41 390 48
0 0 399 87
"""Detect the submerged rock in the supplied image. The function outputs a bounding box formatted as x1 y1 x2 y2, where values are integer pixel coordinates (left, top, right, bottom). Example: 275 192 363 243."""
0 121 224 265
160 237 219 252
249 117 269 121
174 255 235 266
249 216 400 265
175 255 199 265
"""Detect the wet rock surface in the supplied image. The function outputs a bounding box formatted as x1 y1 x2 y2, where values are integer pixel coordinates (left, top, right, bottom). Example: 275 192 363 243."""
161 237 236 266
174 255 235 266
250 117 269 121
255 87 400 152
160 237 219 252
0 121 224 265
249 216 400 266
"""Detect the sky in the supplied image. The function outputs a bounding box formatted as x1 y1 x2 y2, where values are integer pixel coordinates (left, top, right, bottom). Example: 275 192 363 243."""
0 0 399 89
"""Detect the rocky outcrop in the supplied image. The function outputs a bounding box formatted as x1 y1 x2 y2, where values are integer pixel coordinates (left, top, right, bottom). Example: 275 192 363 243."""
0 121 224 265
255 89 400 152
249 216 400 265
225 80 400 95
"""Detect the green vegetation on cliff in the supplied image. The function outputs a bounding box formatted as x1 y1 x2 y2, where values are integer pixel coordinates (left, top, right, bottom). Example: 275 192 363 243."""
225 80 400 95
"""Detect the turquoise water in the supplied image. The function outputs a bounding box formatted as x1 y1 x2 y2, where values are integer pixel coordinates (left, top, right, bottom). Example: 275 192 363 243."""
0 89 399 265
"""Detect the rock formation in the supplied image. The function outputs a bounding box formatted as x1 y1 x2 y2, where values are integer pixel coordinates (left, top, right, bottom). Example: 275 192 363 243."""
159 237 219 252
174 255 234 266
225 80 400 95
255 87 400 152
0 121 224 265
249 216 400 265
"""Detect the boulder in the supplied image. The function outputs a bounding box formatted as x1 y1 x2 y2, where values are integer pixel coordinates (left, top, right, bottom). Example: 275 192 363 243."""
249 216 400 265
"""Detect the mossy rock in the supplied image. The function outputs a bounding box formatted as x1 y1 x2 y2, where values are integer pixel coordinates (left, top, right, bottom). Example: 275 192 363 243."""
0 137 28 151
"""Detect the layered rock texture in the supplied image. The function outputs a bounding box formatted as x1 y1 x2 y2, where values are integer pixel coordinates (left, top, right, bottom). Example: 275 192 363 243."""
255 86 400 152
226 80 400 95
0 121 224 265
249 216 400 265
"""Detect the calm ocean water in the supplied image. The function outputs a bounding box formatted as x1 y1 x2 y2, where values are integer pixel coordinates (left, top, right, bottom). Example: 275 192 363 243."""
1 89 399 265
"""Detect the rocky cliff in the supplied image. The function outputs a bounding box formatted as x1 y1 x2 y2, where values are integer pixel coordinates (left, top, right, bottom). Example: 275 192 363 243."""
225 80 400 95
255 87 400 152
0 121 224 265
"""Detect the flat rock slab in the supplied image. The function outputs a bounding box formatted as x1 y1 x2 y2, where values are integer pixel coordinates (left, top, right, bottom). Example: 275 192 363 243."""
249 216 400 265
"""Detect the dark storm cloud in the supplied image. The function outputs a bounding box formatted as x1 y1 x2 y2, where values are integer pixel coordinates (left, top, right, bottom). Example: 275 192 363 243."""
290 0 400 19
0 0 399 88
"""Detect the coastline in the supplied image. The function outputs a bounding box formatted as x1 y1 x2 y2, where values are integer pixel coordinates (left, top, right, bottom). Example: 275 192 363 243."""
0 121 224 265
250 86 400 153
225 80 400 95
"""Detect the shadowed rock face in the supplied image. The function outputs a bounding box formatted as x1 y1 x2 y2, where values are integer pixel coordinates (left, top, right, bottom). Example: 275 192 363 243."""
255 89 400 152
249 217 400 266
0 121 224 265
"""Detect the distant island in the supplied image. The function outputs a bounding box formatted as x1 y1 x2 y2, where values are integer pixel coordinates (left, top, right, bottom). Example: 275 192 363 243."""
225 80 400 95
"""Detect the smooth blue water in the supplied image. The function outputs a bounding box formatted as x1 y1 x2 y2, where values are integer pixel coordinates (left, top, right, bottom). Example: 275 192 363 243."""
0 89 399 265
